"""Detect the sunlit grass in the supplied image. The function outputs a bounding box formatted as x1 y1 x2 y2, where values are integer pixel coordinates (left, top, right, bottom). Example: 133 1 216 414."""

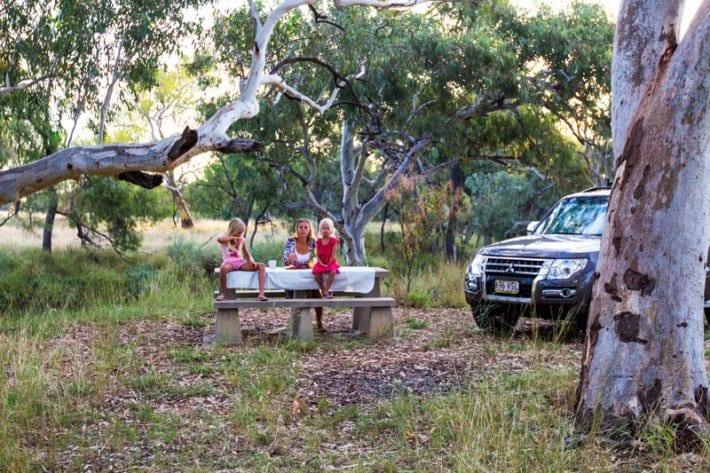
0 226 708 471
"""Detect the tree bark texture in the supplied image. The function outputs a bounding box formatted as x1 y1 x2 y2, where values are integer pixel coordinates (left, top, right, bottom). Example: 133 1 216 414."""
337 121 430 265
576 0 709 440
444 163 463 263
42 187 58 253
0 128 264 205
164 172 194 229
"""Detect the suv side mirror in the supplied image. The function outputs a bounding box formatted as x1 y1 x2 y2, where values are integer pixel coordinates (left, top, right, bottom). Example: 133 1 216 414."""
526 221 539 235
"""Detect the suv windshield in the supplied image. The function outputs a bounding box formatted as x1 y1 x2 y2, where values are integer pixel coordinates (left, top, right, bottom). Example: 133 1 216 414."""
535 196 608 236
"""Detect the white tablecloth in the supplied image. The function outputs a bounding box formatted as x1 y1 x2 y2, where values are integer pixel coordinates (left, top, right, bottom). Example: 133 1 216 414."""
226 266 383 293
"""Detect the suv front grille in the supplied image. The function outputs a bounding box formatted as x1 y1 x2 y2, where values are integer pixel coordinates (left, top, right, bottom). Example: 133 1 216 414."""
483 257 548 300
484 257 547 277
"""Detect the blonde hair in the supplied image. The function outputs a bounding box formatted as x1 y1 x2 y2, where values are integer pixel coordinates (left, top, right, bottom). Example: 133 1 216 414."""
226 218 246 251
318 218 337 237
292 218 315 242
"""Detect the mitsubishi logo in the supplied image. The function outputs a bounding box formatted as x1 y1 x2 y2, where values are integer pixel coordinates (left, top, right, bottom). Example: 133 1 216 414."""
505 262 515 273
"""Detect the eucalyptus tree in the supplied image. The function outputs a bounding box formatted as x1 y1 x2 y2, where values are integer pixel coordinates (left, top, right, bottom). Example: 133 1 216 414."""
1 0 212 250
198 2 612 264
575 0 709 446
128 68 201 228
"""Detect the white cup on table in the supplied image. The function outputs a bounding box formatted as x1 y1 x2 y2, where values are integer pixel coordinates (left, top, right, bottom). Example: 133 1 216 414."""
268 260 277 269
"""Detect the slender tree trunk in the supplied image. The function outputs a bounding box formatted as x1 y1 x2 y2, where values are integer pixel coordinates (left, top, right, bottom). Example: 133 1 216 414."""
575 0 709 446
42 187 58 253
380 203 388 253
164 172 194 228
98 41 123 146
445 163 463 262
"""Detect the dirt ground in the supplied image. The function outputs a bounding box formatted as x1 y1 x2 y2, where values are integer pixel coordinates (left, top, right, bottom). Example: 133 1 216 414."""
51 308 584 413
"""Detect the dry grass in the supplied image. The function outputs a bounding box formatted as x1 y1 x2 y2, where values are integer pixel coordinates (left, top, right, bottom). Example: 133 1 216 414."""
2 305 707 471
0 216 294 252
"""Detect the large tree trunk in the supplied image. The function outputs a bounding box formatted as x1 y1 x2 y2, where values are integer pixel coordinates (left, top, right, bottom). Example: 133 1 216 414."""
575 0 709 446
340 223 366 266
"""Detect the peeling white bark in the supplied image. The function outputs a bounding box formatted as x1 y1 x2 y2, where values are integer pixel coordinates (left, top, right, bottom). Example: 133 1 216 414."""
577 0 710 434
0 0 398 207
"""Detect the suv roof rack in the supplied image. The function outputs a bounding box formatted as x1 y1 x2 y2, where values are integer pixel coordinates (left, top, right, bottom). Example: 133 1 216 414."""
581 186 611 193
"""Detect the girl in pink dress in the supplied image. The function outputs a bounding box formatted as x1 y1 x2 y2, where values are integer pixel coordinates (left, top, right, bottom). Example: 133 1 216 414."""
312 218 340 298
216 218 268 301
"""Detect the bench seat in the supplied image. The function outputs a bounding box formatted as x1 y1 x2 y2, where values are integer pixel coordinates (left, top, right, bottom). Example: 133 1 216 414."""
210 296 396 346
215 297 396 310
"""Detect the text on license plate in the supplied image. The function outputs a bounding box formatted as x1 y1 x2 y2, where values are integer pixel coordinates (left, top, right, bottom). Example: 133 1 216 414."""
494 279 519 295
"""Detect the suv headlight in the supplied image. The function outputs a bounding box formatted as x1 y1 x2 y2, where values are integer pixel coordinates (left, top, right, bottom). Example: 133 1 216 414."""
544 258 588 280
467 253 486 277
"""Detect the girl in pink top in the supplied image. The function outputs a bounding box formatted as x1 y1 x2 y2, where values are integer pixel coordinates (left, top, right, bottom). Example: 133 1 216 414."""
312 218 340 298
216 218 267 301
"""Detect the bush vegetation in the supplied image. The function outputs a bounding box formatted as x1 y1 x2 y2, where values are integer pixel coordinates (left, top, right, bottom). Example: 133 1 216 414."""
0 227 706 471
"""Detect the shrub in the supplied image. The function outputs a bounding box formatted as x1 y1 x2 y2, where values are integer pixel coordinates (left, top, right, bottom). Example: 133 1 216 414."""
405 290 430 308
167 238 219 280
125 264 159 298
0 247 132 313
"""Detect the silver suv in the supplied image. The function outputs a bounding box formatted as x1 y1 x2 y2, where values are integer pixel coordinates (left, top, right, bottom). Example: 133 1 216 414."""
464 188 710 332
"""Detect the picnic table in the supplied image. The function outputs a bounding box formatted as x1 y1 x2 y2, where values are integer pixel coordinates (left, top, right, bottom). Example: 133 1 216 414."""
209 267 395 345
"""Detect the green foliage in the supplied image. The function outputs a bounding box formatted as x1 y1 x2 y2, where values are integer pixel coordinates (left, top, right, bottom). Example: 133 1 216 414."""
0 247 129 313
405 291 431 309
125 263 159 298
74 177 172 251
246 237 287 266
464 168 543 242
389 180 456 292
166 238 220 281
1 0 210 250
405 317 429 329
184 154 287 222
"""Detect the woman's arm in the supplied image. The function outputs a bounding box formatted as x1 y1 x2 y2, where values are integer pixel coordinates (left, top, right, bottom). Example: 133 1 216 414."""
283 238 295 265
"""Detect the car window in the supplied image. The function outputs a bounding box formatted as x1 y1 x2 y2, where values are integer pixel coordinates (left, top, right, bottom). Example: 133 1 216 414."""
535 196 608 236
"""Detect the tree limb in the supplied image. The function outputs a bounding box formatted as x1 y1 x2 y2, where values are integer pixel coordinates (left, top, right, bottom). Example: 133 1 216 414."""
0 0 453 206
359 134 431 225
116 171 164 189
0 74 56 95
334 0 468 9
0 201 20 227
308 5 346 31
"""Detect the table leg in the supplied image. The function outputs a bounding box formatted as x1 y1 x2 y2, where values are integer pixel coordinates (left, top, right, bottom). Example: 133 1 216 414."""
352 277 382 331
209 309 243 346
367 307 394 340
289 307 314 342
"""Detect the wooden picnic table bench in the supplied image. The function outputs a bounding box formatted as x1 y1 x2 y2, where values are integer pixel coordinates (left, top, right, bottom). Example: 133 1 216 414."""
208 267 395 345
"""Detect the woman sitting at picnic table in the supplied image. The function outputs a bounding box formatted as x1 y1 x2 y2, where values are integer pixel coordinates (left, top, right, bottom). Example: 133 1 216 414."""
282 218 326 331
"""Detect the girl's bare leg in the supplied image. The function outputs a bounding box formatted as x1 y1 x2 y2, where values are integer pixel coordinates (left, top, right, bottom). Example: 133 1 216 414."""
314 273 325 296
239 262 268 300
323 270 336 298
218 262 236 300
256 262 266 298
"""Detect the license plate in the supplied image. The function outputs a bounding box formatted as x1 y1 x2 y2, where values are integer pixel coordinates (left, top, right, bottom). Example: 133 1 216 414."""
494 279 519 295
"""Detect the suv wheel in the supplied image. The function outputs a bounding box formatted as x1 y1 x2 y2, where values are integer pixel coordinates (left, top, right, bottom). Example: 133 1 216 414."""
472 304 520 335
